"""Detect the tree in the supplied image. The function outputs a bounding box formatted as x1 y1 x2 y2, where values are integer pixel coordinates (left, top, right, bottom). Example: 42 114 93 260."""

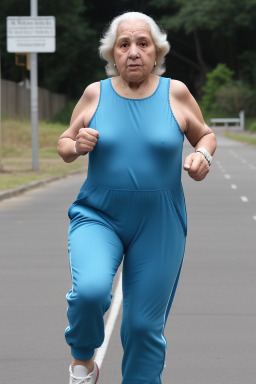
0 0 98 98
1 0 256 99
38 0 98 97
201 63 234 112
149 0 256 93
0 0 30 82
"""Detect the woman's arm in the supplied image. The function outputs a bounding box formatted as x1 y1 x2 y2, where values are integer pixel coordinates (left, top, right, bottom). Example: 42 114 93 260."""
57 82 100 163
170 80 217 181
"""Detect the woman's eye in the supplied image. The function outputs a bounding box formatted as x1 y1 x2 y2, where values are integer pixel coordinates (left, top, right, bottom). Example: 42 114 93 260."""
121 43 128 48
140 42 147 47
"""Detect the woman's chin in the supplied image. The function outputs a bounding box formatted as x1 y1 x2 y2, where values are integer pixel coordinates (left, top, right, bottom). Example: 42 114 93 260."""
124 69 148 81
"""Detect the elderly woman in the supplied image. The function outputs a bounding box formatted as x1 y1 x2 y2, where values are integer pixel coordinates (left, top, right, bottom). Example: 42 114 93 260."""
58 11 216 384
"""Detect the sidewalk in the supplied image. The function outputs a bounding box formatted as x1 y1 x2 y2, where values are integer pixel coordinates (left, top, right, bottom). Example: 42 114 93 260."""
0 168 84 202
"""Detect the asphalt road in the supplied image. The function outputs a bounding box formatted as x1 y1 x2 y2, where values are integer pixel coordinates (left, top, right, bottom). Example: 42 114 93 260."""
0 132 255 384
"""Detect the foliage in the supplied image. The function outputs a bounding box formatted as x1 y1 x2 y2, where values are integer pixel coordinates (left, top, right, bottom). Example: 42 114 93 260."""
0 0 30 82
38 0 98 97
51 100 77 125
0 0 97 98
249 121 256 132
217 81 256 117
1 0 256 100
238 51 256 86
201 64 234 112
149 0 256 95
153 0 256 36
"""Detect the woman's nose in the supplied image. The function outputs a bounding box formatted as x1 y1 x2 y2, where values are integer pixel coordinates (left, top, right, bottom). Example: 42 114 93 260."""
128 44 139 59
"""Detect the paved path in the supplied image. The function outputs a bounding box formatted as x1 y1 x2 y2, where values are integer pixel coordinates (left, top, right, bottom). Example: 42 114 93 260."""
0 133 255 383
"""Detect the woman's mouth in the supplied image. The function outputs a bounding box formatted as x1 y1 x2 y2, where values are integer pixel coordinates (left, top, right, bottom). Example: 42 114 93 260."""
128 64 141 68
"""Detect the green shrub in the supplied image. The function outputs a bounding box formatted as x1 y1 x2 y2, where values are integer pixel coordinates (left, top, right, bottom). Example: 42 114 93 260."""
249 121 256 133
217 81 256 117
50 100 77 125
201 63 234 113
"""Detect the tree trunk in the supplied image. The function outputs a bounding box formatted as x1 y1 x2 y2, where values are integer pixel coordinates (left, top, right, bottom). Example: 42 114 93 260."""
193 29 208 74
171 49 201 71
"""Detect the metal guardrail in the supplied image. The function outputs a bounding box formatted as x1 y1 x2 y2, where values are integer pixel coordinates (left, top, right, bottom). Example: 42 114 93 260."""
210 110 244 131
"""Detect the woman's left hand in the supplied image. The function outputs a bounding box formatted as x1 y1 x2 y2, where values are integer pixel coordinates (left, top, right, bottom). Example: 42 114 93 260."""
183 152 210 181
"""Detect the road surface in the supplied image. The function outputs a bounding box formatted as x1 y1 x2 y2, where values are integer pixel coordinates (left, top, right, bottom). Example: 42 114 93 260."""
0 132 255 383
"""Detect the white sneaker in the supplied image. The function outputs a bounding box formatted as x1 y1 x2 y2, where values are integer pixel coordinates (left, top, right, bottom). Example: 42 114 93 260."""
69 361 99 384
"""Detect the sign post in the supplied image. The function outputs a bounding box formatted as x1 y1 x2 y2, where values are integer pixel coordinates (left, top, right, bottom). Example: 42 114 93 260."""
30 0 38 171
0 49 2 171
7 1 55 171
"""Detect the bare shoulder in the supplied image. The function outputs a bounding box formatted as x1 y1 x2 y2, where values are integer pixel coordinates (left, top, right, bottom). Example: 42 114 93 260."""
170 79 202 114
70 81 101 126
82 81 101 101
169 79 191 101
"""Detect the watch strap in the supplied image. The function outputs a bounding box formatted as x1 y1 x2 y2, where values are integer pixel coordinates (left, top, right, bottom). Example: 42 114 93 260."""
196 147 212 166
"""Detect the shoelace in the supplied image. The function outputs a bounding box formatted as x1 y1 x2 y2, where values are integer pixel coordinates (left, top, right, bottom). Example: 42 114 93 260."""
69 365 95 384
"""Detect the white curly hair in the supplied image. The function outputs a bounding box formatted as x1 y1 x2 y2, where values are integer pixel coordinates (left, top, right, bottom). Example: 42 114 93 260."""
99 11 170 77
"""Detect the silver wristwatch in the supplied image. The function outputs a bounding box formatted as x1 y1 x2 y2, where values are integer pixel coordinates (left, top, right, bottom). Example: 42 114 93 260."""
196 147 212 166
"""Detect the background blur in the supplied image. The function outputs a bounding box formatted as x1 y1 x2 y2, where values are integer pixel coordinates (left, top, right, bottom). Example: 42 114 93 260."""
1 0 256 109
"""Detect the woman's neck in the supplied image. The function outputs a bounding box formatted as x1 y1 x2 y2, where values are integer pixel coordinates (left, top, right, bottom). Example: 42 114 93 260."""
112 74 159 98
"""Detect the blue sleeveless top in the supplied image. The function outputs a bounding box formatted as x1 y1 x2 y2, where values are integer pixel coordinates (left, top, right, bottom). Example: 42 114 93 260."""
87 76 184 190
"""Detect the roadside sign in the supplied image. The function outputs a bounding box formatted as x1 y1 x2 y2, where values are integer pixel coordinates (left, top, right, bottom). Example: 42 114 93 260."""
7 16 55 53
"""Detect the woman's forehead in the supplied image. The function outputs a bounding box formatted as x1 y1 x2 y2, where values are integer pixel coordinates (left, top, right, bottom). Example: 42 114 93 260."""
116 20 152 39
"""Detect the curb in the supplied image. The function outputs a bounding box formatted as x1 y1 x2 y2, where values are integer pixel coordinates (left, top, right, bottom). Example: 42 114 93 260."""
0 169 84 202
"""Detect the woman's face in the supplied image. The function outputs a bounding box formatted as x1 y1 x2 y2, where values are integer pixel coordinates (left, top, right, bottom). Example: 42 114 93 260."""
113 20 157 82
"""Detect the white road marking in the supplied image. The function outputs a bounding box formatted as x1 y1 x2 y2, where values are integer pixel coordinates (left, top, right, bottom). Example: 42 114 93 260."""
228 149 254 170
95 272 123 369
240 196 249 202
253 216 256 221
224 174 231 179
231 184 237 189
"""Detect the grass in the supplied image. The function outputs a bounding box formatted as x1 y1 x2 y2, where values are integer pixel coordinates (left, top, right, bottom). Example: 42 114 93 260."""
0 116 87 190
224 132 256 145
1 112 255 190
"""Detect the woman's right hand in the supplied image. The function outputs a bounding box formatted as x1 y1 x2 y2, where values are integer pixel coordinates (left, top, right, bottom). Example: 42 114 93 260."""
57 82 100 163
75 128 100 155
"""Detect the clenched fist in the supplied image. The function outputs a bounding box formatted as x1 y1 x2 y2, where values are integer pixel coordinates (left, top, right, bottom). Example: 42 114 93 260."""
183 152 210 181
75 128 100 155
